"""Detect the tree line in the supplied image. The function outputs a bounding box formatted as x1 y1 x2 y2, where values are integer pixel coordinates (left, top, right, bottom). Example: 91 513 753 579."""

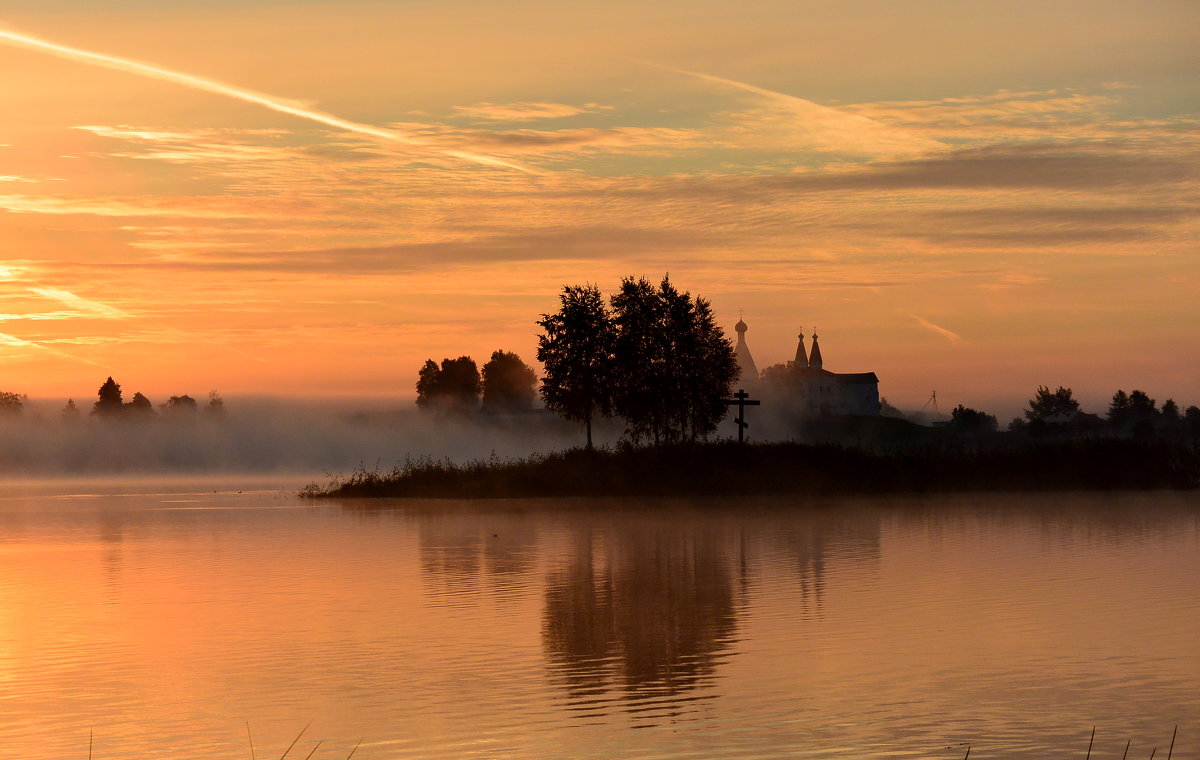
413 275 739 449
0 378 225 421
415 351 538 415
536 276 737 448
948 385 1200 441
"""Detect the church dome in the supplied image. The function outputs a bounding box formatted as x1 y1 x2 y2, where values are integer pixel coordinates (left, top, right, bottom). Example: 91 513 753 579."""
734 319 748 333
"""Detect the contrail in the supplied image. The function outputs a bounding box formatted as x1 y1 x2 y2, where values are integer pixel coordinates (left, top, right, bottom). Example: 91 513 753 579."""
908 313 964 346
642 61 944 155
0 27 535 174
0 330 106 367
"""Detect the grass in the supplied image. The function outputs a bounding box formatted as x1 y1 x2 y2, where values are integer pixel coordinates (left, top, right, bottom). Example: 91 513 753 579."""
302 437 1200 499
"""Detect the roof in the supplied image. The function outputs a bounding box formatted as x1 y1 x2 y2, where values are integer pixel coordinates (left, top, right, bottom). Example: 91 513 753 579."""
835 372 879 384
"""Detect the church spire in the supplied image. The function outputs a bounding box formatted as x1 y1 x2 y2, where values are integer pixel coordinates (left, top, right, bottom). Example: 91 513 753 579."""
733 315 758 383
809 328 823 370
793 330 808 369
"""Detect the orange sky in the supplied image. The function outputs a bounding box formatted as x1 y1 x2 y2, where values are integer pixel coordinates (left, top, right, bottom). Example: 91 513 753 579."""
0 0 1197 419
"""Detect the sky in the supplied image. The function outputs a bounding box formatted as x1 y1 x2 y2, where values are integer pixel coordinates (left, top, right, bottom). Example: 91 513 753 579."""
0 0 1196 419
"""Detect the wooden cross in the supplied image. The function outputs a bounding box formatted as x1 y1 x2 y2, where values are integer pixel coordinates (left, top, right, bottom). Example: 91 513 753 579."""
721 388 761 444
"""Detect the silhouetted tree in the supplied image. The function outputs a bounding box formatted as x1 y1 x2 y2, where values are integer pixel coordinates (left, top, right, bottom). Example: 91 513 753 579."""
610 275 736 445
611 276 665 443
951 405 998 433
481 350 537 414
537 284 616 449
206 390 226 416
93 377 124 417
161 395 198 416
61 398 81 422
414 356 481 414
1186 406 1200 442
669 283 738 442
879 396 905 418
1127 390 1159 438
415 360 441 410
125 391 155 417
1127 390 1157 418
0 391 25 416
1109 388 1159 436
1161 399 1180 422
1024 385 1079 422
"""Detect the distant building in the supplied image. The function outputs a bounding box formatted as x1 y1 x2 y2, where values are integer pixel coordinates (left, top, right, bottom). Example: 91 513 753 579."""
733 318 758 390
734 320 881 416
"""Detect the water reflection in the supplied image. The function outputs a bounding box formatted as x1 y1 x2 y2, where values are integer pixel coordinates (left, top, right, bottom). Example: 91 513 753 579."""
775 510 883 617
416 510 541 603
535 504 889 725
542 519 743 723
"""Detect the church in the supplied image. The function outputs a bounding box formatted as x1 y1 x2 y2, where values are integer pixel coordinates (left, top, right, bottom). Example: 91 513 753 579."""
733 318 881 416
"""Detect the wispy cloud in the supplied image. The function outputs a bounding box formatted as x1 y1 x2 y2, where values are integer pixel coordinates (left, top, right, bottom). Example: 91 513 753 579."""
453 102 611 122
0 27 535 174
647 62 945 157
30 288 131 319
908 313 964 346
0 194 259 218
0 330 105 366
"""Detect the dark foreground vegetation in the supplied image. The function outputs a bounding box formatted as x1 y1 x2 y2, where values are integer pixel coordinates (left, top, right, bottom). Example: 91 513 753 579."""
304 436 1200 499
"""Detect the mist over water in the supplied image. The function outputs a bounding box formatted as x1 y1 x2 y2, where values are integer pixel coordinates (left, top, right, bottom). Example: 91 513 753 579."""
1 398 591 475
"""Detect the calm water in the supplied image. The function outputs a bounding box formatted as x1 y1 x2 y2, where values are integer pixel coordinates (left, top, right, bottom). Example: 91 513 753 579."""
0 482 1196 760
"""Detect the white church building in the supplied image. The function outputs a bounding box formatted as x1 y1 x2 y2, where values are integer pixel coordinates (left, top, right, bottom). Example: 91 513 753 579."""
733 318 881 417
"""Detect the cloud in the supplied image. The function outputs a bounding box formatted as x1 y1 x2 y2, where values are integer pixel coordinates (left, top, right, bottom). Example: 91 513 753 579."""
136 225 724 273
0 330 105 366
459 126 695 153
908 314 964 346
0 26 535 174
30 288 131 319
0 194 260 218
648 62 944 157
453 102 611 122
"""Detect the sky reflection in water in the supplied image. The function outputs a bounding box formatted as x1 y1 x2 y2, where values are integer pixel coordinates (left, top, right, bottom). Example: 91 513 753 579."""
0 484 1196 759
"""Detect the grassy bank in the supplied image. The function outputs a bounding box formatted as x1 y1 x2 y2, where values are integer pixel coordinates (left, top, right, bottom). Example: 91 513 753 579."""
303 437 1200 499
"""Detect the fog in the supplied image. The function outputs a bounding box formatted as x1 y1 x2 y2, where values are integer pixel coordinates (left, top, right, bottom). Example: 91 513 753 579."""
0 397 599 477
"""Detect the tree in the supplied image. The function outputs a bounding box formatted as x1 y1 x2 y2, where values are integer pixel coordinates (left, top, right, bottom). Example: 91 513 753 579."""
610 275 737 445
61 398 81 422
125 391 155 417
93 377 124 417
161 395 198 416
1127 390 1157 419
1127 390 1158 439
951 405 998 433
667 284 738 442
1161 398 1180 422
1186 406 1200 441
879 397 905 418
1107 389 1131 427
610 276 665 444
0 391 25 416
537 284 616 449
1024 385 1079 422
481 350 537 414
206 390 226 417
415 360 441 410
414 356 481 414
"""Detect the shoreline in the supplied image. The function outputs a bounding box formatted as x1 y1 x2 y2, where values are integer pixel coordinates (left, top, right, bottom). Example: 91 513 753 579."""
302 438 1200 499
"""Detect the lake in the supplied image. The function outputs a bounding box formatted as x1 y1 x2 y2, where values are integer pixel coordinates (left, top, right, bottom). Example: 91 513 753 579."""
0 481 1196 759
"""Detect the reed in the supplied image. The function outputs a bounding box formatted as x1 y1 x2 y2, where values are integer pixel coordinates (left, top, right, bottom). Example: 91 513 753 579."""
278 721 311 760
301 437 1200 499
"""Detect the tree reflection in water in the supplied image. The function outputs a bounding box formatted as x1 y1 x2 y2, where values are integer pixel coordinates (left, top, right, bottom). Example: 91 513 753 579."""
541 506 883 723
542 517 744 722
